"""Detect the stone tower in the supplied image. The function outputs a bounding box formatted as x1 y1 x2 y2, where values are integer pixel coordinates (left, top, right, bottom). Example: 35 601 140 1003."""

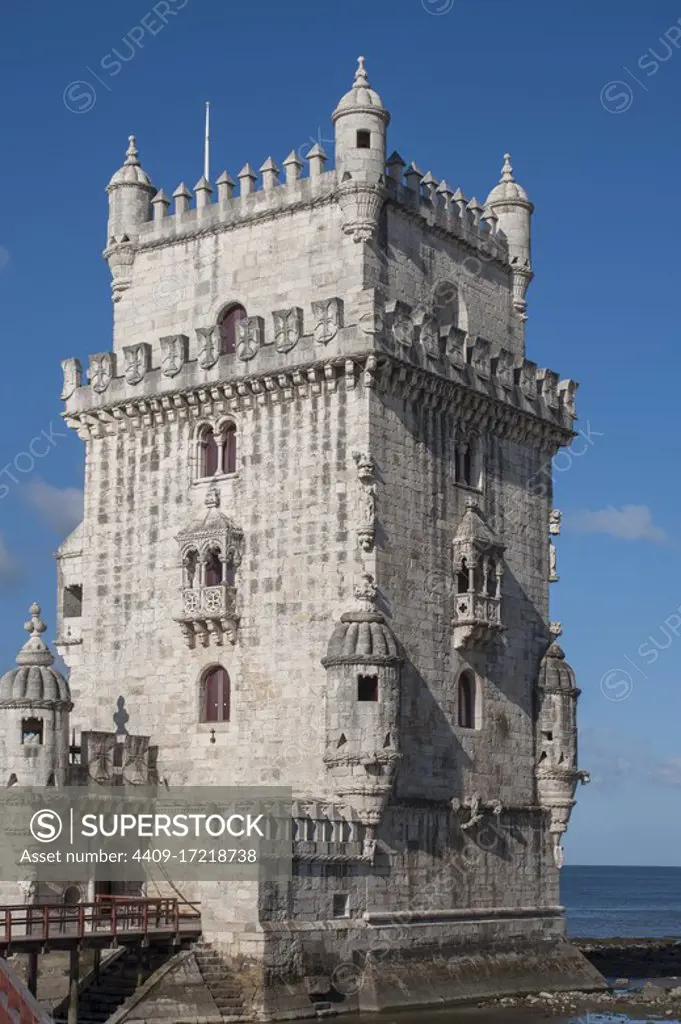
56 57 599 1014
0 603 72 789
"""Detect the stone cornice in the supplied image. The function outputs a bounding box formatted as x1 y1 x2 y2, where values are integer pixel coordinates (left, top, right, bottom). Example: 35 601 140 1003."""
63 352 575 454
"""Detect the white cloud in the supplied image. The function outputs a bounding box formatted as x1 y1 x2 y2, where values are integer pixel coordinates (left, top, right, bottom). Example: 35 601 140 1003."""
0 533 21 586
24 479 83 536
567 504 666 543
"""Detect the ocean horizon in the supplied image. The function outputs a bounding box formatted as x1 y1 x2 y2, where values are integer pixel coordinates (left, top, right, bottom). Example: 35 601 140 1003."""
562 864 681 939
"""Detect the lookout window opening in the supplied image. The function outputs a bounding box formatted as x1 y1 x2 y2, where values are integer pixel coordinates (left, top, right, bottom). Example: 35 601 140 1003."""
357 674 378 702
63 584 83 619
22 717 44 746
356 130 371 149
333 893 349 918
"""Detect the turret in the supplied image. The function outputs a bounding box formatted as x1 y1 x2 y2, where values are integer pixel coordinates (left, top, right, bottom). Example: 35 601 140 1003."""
332 57 389 242
106 135 155 240
535 635 589 867
0 603 73 787
321 574 402 847
485 154 534 320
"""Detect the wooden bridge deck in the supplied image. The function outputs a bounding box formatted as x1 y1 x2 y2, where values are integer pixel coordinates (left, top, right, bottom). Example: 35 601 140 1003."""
0 898 202 953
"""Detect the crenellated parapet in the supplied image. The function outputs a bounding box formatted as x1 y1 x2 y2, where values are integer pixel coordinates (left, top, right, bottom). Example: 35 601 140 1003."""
383 155 512 267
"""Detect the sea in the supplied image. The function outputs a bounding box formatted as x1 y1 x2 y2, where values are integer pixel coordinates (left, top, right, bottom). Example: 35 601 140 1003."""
563 865 681 939
352 866 681 1024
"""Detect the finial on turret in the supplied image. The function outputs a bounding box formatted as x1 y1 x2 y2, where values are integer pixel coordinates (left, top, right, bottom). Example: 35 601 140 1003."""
501 153 514 183
24 602 46 636
354 55 369 87
124 135 140 166
16 603 54 668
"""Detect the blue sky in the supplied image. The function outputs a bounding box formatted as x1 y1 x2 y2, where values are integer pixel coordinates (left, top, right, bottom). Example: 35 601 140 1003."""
1 0 680 865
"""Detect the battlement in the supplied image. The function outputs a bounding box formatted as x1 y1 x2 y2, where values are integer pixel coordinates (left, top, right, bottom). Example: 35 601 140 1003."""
131 150 338 247
108 150 510 274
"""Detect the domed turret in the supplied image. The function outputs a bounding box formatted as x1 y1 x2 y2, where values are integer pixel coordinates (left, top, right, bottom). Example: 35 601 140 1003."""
332 58 389 242
106 135 156 241
485 154 534 320
535 636 589 868
0 604 73 787
322 574 402 834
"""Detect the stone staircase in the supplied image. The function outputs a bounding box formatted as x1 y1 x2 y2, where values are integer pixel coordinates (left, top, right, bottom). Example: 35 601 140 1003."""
193 940 246 1018
52 945 177 1024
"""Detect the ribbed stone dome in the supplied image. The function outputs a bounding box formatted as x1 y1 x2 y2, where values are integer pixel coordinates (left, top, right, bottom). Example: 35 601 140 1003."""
0 665 71 705
332 57 388 120
322 573 402 667
0 603 72 707
537 642 579 694
324 611 400 665
107 136 154 188
485 153 531 206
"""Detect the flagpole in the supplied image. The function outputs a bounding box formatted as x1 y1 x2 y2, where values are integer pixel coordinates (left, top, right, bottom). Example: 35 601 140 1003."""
204 101 210 181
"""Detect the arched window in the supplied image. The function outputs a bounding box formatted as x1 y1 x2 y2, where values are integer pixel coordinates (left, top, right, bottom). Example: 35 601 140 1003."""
221 423 237 475
199 426 218 478
486 559 497 597
205 547 222 587
224 556 236 587
201 666 230 723
218 305 247 355
183 549 199 589
456 559 470 594
457 672 475 730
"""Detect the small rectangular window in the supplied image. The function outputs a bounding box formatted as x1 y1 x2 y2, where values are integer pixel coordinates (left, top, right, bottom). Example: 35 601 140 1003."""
63 584 83 619
22 717 44 746
356 130 371 149
357 674 378 701
333 894 349 918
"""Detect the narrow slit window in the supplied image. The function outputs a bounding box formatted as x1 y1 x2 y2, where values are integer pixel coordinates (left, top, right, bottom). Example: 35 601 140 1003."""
457 673 475 730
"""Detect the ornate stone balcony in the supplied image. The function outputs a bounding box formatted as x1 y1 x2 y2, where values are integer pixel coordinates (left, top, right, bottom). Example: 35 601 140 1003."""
452 591 503 650
176 584 239 648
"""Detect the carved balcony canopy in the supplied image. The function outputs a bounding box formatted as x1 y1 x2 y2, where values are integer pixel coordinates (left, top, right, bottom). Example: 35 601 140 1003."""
175 486 243 648
451 499 506 650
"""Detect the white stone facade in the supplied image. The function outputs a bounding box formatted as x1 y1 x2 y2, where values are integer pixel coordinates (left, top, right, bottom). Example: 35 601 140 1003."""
14 56 599 1013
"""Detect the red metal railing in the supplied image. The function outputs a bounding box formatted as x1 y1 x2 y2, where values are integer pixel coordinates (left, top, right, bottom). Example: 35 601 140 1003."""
0 956 51 1024
0 898 199 946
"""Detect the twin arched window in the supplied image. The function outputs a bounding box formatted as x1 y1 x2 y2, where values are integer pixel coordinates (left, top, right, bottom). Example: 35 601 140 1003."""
457 671 477 730
200 666 230 723
198 423 237 478
218 304 247 355
183 546 236 589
